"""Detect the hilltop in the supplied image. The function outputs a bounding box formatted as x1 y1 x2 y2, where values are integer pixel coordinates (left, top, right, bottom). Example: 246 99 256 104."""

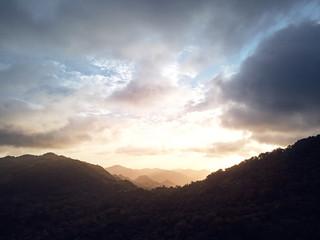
0 135 319 239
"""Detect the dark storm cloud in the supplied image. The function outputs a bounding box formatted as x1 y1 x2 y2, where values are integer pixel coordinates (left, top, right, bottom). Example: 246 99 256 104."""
203 21 320 145
193 0 309 60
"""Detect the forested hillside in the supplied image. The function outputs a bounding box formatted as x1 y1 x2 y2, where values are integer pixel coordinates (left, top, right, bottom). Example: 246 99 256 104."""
0 153 143 239
144 135 320 239
1 135 319 239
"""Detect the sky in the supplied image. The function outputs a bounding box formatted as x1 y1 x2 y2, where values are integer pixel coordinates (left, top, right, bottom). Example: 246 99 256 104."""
0 0 320 171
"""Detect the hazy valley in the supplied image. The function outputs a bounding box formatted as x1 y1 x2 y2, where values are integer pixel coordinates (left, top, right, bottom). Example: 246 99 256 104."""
106 165 211 189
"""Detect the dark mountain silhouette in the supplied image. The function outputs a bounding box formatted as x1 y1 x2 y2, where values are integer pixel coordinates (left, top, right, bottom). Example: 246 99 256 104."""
0 153 142 239
1 135 320 239
144 135 320 239
0 152 134 194
106 165 210 187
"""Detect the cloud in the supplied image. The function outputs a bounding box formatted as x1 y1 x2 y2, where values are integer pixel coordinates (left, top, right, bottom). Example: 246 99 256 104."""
109 80 175 108
0 119 91 148
0 60 63 97
1 0 312 61
1 0 317 106
0 0 319 168
205 140 248 158
0 113 126 149
211 1 307 45
183 139 260 158
201 21 320 145
0 0 194 58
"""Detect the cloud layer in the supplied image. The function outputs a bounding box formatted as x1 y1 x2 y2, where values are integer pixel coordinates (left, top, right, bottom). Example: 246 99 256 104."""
0 0 319 169
200 21 320 145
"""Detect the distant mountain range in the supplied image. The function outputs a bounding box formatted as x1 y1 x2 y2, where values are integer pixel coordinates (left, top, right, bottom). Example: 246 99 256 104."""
1 135 319 239
106 165 211 189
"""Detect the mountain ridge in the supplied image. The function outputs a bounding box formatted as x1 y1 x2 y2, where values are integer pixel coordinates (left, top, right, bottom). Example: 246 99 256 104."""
0 135 319 239
105 165 211 188
0 152 136 195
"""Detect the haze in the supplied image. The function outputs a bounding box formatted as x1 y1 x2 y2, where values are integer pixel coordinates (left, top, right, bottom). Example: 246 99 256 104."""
0 0 319 171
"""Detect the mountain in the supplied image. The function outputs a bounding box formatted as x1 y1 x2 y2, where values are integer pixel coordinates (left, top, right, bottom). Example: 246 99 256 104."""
0 152 134 194
143 135 320 239
131 175 176 189
133 175 162 189
159 179 176 188
106 165 139 179
105 165 211 187
0 153 143 240
1 135 320 239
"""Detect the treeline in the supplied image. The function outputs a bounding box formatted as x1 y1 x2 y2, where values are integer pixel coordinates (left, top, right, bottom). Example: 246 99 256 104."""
0 135 319 239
